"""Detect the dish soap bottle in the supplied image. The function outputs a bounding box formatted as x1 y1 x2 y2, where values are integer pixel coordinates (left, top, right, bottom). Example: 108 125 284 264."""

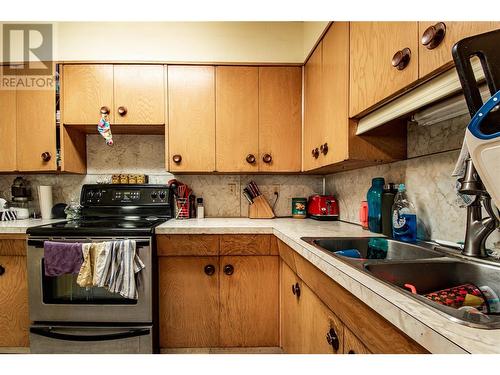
367 177 385 233
392 184 417 242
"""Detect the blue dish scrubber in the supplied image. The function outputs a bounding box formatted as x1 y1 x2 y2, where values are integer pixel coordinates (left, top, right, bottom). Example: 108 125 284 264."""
334 249 362 258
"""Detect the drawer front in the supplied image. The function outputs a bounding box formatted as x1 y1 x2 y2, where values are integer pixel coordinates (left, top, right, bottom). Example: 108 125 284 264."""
220 234 272 255
157 234 219 256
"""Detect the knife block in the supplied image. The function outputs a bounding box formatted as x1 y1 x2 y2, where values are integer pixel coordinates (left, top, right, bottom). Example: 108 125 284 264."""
248 195 275 219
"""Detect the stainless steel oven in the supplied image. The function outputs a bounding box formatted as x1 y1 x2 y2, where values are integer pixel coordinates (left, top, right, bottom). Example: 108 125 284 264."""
27 236 152 324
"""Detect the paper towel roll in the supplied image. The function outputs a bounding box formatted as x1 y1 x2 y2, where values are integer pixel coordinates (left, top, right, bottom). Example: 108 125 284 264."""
37 185 53 219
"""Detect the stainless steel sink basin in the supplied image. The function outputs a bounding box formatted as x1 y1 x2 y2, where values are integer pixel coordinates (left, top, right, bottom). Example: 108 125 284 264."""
303 237 444 262
302 236 500 329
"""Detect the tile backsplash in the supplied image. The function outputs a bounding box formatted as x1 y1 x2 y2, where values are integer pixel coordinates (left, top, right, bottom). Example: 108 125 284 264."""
0 135 322 218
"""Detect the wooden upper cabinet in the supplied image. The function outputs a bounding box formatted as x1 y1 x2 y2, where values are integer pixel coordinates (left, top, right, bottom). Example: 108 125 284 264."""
0 89 17 171
303 42 323 171
418 22 500 78
62 65 114 124
167 66 215 172
321 22 349 166
16 88 56 171
258 67 301 172
216 66 259 172
350 22 419 117
113 65 165 124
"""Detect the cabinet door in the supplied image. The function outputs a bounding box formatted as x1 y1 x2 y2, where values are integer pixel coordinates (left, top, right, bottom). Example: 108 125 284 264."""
350 22 419 117
167 65 215 172
281 261 302 353
16 88 56 171
258 67 301 172
219 256 279 347
216 66 259 172
303 42 323 171
300 282 344 354
0 256 29 347
321 22 349 166
0 89 16 171
114 65 165 124
419 22 500 78
62 65 114 124
344 327 371 354
159 257 219 348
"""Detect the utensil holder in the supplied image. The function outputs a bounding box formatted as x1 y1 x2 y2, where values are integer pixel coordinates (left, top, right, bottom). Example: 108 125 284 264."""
248 195 275 219
175 198 190 220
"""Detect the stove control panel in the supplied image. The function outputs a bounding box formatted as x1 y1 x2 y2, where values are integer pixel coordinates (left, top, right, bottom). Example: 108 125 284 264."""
81 184 172 206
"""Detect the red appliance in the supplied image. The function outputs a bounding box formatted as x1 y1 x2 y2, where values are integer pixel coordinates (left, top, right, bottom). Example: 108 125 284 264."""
307 195 339 220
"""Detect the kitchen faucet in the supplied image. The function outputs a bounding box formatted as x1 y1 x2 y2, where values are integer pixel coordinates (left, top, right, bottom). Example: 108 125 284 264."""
459 158 499 257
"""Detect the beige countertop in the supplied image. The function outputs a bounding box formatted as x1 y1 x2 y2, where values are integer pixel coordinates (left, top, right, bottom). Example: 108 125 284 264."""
156 218 500 354
0 218 64 234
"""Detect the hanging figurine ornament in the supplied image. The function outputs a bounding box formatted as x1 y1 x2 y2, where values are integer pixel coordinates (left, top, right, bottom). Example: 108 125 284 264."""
98 106 114 146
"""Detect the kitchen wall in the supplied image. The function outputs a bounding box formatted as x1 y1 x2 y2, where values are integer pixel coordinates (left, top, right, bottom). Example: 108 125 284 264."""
0 135 322 218
325 115 500 247
0 22 329 63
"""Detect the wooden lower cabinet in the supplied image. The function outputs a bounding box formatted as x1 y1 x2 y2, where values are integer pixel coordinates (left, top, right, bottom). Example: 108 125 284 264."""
158 251 279 349
344 328 371 354
159 256 219 348
220 256 279 347
0 237 29 348
281 261 343 354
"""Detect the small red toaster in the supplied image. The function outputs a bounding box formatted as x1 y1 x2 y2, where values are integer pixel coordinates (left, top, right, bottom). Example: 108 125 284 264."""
307 195 339 220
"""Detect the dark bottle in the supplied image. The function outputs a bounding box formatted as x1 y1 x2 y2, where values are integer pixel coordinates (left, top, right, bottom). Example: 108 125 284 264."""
381 183 397 237
189 195 196 218
367 177 385 233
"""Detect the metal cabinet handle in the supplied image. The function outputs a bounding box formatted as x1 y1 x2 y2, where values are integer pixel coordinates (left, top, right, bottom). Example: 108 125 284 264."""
262 154 272 164
291 282 301 298
41 152 51 162
0 265 5 276
326 328 340 351
100 106 110 115
223 264 234 275
320 143 329 156
204 264 215 276
117 106 128 116
246 154 256 164
312 148 319 159
421 22 446 50
391 48 412 70
172 154 182 164
348 350 355 354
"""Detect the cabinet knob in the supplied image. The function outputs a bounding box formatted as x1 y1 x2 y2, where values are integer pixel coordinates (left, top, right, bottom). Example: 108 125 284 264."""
246 154 256 164
223 264 234 276
41 152 51 162
291 282 301 298
391 48 411 70
100 106 110 115
421 22 446 50
0 265 4 276
204 264 215 276
312 148 319 159
326 328 340 351
172 154 182 164
348 350 355 354
262 154 272 164
320 143 329 156
117 106 128 116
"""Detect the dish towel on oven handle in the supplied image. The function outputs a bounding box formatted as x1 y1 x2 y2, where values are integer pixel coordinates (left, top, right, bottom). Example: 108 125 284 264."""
92 239 145 300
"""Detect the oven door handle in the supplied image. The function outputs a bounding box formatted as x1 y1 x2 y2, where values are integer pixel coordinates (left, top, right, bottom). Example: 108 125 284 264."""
30 327 150 342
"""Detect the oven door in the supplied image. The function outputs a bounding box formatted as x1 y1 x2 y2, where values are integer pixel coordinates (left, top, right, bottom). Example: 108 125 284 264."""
27 237 152 323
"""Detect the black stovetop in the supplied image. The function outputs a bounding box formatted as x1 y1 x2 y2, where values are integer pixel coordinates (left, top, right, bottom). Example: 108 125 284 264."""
27 184 174 237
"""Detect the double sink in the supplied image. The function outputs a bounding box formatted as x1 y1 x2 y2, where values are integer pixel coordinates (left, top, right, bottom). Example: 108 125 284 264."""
302 237 500 329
